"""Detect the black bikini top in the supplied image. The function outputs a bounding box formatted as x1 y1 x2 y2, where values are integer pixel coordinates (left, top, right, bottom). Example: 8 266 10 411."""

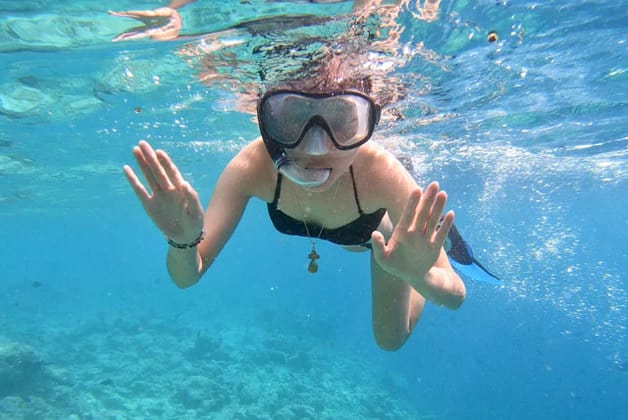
267 166 387 246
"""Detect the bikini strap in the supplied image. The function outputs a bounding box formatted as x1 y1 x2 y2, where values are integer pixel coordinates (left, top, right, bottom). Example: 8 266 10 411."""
349 165 365 215
275 167 363 213
272 171 283 205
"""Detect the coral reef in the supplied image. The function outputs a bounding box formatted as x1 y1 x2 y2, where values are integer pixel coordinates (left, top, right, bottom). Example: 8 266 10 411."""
0 319 419 418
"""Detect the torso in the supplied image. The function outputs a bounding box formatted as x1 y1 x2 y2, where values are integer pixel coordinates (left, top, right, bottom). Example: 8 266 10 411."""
267 167 386 246
239 139 415 243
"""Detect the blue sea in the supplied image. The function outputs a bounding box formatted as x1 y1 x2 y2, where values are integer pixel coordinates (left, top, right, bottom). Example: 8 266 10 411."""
0 0 626 419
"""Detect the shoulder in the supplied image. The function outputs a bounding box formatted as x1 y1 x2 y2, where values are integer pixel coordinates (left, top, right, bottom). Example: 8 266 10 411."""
352 142 417 216
354 142 416 190
220 138 277 201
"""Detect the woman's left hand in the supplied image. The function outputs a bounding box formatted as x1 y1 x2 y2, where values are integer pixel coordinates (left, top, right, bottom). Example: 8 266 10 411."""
109 8 182 42
371 182 454 283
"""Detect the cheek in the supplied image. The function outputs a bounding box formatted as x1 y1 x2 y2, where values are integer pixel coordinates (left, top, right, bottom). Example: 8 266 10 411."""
326 151 358 169
332 149 358 163
327 150 359 178
336 149 359 165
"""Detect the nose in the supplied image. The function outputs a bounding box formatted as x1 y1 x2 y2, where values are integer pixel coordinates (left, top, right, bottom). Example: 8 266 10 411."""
300 124 333 155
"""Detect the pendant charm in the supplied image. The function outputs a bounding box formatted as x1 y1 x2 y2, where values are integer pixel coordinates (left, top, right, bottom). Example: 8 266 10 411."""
307 247 320 273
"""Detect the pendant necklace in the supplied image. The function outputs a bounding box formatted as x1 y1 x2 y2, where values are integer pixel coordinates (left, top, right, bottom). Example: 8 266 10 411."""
298 174 343 274
303 219 324 273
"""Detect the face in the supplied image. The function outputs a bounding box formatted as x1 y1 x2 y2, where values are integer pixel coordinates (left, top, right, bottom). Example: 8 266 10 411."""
285 124 360 191
257 90 380 190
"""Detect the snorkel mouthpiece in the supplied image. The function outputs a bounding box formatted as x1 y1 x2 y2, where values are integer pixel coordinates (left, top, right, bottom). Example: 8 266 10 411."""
274 151 331 187
263 137 331 187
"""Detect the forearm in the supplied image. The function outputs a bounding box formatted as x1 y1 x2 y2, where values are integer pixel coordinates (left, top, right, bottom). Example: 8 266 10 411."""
167 0 195 9
166 247 204 288
409 266 466 309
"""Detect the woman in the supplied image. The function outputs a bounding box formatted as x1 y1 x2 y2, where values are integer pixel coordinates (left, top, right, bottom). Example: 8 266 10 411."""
124 68 466 352
117 0 465 351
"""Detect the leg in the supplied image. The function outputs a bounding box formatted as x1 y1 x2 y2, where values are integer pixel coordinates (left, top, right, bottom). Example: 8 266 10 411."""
370 214 426 351
371 257 425 351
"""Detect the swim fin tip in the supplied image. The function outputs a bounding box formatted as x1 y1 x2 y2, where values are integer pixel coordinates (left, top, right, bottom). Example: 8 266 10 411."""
445 224 501 285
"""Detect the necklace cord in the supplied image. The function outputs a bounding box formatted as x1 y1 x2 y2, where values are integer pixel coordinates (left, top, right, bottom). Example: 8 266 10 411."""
296 171 345 273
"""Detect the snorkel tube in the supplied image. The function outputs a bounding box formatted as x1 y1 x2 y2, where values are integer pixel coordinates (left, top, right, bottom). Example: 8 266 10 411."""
257 89 378 188
257 99 332 187
261 135 331 187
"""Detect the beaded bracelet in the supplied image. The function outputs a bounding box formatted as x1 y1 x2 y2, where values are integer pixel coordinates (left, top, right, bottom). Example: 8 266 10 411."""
167 229 205 249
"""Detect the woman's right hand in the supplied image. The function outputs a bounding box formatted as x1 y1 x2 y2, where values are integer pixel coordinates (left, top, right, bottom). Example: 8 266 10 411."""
124 140 204 244
109 8 182 42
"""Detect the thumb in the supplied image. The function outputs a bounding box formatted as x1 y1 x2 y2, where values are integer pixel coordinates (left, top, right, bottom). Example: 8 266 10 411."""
370 230 387 262
183 182 203 218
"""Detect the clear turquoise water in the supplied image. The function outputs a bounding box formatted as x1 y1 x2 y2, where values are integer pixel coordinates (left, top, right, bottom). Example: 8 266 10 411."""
0 1 626 418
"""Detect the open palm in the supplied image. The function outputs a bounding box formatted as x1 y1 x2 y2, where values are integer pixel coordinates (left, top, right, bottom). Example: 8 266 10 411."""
109 8 182 42
124 141 204 244
371 182 453 281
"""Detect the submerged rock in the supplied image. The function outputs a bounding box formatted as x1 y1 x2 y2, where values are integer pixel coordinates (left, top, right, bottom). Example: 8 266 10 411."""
185 332 225 361
0 83 54 117
0 339 50 398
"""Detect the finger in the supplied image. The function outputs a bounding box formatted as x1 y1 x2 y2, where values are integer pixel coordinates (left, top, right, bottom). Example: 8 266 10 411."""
413 182 438 232
123 165 150 204
126 8 174 18
152 7 178 17
132 145 159 192
112 30 149 42
397 189 421 232
425 190 448 238
434 210 454 247
156 149 185 188
108 10 155 18
183 182 203 218
150 26 180 41
138 141 174 190
151 34 178 41
108 10 133 17
370 230 388 263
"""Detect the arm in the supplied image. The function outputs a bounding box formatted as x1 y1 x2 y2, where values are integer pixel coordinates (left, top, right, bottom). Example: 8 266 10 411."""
167 0 195 9
124 140 253 288
166 157 250 287
368 153 465 309
416 229 466 309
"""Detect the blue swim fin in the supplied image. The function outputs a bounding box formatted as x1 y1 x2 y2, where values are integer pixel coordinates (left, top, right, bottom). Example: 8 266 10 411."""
445 224 501 285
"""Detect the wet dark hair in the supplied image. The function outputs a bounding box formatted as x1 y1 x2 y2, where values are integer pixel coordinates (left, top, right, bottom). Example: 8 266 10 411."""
262 45 405 112
274 72 374 98
259 8 409 111
190 5 409 116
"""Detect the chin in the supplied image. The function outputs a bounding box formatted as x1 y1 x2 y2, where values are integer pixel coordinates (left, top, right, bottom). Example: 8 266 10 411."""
304 168 345 192
305 183 332 193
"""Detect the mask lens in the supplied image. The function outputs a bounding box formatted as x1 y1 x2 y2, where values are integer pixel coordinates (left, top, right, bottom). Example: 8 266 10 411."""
318 95 372 146
259 91 376 149
260 93 312 146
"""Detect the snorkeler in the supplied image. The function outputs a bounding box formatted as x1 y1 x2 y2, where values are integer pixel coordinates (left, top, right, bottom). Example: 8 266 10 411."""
118 0 470 351
124 83 466 353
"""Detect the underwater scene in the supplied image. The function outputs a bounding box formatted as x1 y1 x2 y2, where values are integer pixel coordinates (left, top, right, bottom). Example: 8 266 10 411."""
0 0 626 419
